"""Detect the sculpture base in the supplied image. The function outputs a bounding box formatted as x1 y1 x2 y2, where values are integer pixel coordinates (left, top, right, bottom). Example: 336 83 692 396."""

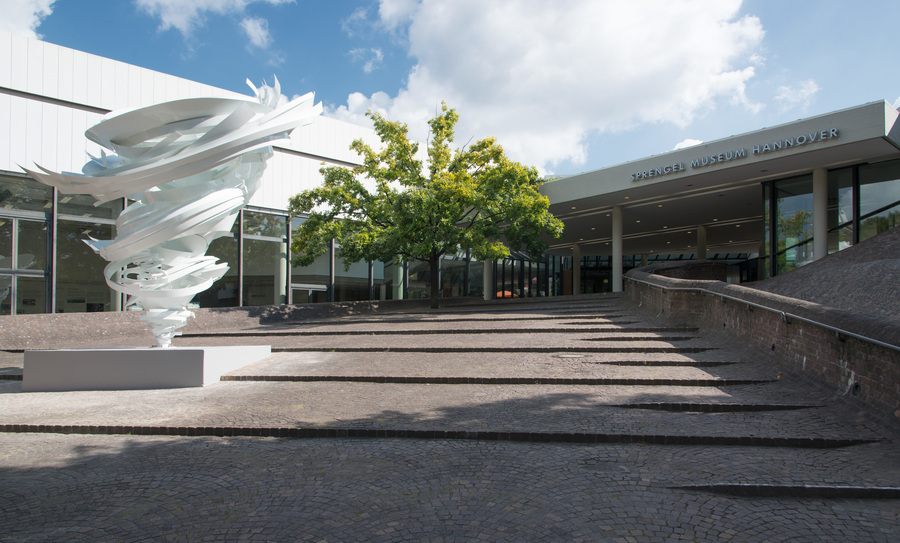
22 346 271 392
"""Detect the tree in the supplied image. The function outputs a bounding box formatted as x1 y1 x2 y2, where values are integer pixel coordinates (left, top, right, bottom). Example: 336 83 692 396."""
288 103 564 308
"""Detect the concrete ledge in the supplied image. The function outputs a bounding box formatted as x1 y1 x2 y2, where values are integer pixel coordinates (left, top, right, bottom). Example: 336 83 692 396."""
22 346 271 392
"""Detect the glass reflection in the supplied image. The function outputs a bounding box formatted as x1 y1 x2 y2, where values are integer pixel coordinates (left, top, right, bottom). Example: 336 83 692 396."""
16 276 46 314
17 220 47 271
56 221 115 312
0 175 51 213
199 231 238 308
0 274 10 315
244 211 287 238
243 238 285 306
0 219 10 265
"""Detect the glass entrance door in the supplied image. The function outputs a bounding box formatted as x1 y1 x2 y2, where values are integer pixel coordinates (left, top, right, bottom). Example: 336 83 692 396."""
0 216 48 315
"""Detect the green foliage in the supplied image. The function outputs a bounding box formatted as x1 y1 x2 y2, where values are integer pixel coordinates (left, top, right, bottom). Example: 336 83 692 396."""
288 103 564 307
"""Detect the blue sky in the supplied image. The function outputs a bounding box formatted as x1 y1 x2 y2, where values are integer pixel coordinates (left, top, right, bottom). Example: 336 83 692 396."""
4 0 900 175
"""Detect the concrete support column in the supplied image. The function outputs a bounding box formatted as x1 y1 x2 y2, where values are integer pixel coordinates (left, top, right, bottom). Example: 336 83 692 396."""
572 243 582 296
367 261 375 301
697 225 708 260
327 238 335 303
275 242 287 305
612 206 623 292
641 254 648 267
483 259 494 301
392 260 404 299
813 167 828 260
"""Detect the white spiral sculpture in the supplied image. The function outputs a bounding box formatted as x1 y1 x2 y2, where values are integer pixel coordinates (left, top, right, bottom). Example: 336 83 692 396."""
25 78 321 347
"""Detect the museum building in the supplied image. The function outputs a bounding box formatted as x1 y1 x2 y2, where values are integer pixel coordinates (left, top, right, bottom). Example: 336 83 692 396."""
2 30 899 316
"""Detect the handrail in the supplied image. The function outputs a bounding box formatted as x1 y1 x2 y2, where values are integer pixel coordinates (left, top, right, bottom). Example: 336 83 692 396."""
625 275 900 353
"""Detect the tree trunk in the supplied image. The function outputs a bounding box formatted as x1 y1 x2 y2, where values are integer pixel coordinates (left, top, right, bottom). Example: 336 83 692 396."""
429 254 440 309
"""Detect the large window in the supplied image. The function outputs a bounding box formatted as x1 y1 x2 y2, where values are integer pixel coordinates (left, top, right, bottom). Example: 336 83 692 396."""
859 160 900 242
56 195 123 313
765 159 900 278
762 174 814 278
242 210 288 307
827 167 854 253
197 221 238 308
0 174 51 314
56 221 115 313
0 216 48 315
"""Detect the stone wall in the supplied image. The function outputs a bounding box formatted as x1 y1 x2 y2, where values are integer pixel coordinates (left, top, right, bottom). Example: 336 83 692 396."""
624 268 900 420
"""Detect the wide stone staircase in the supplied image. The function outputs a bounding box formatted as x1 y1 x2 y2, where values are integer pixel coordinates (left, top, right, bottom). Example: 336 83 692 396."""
166 296 881 449
1 294 898 540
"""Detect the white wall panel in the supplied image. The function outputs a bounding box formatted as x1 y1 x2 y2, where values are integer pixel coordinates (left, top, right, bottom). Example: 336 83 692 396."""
41 42 58 100
153 72 166 105
249 152 327 210
113 60 129 111
40 103 58 171
71 50 88 105
8 96 25 172
56 106 73 172
82 110 105 165
131 64 148 108
176 77 190 100
25 38 43 95
0 94 10 171
70 109 87 171
85 54 102 109
165 74 178 103
57 47 73 103
99 58 116 110
0 31 11 88
10 34 27 93
25 99 42 167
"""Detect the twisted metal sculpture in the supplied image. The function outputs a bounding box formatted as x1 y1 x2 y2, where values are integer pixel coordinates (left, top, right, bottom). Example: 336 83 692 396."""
25 79 321 347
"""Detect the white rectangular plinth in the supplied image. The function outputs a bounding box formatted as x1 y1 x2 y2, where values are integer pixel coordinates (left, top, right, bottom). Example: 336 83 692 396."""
22 346 271 392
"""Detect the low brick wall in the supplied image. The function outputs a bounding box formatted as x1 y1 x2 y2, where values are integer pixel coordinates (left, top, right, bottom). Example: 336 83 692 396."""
624 268 900 420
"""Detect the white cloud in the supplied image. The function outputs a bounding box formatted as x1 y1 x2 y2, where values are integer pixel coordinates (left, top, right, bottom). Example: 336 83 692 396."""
674 139 703 150
774 79 819 111
134 0 292 38
377 0 418 32
0 0 54 39
341 7 370 37
349 48 385 74
891 96 900 110
329 0 765 174
240 16 271 49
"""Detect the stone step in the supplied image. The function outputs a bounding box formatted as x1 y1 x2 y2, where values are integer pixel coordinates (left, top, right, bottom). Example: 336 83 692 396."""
283 314 637 325
180 327 698 338
219 375 775 386
674 484 900 499
271 346 713 353
614 402 820 412
0 424 878 449
586 360 738 367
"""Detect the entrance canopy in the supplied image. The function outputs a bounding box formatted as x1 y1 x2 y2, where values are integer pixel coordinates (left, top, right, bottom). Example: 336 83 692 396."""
542 101 900 256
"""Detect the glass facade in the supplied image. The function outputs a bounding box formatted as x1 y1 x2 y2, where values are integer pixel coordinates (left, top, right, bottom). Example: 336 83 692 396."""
56 221 115 313
763 158 900 278
196 222 238 308
859 160 900 241
242 210 288 307
3 155 898 314
0 175 52 315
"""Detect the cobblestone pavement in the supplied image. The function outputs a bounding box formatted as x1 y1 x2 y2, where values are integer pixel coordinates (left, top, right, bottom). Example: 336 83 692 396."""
1 295 898 542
